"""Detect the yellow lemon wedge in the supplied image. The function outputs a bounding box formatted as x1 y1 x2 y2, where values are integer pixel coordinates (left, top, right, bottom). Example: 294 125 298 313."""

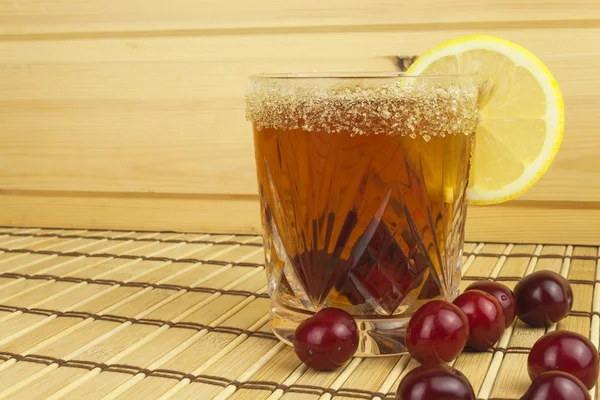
406 35 564 204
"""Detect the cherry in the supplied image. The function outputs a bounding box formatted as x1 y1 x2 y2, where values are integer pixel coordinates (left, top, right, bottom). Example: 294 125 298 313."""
396 364 475 400
453 290 505 351
293 307 359 371
528 330 599 390
513 270 573 327
466 281 516 328
406 300 469 365
521 371 590 400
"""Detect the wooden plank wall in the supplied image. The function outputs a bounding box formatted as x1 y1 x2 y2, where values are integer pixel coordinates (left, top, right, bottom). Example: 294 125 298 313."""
1 0 599 244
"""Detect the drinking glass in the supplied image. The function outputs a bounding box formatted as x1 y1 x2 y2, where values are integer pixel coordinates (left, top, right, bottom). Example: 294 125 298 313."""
246 73 479 356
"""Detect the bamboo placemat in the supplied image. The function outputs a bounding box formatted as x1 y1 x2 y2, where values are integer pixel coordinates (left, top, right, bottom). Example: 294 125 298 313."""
0 227 597 400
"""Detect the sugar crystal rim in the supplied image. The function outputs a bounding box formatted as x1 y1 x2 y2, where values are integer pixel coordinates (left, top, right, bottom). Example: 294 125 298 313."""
246 74 480 138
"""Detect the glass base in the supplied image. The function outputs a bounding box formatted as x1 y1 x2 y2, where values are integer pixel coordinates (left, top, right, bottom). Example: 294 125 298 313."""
271 302 411 357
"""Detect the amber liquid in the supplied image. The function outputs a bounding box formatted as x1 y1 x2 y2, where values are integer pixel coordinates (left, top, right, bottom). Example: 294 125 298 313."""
254 126 473 317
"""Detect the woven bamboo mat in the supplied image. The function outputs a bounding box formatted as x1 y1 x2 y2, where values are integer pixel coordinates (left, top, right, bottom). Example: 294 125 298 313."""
0 227 597 400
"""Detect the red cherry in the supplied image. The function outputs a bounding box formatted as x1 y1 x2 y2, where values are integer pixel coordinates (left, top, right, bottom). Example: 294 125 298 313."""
453 290 505 351
396 364 475 400
528 330 599 390
293 307 359 371
466 281 516 328
406 300 469 365
521 371 590 400
514 270 573 327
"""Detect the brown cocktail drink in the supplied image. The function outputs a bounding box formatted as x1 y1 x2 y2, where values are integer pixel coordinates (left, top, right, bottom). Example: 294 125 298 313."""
246 73 479 355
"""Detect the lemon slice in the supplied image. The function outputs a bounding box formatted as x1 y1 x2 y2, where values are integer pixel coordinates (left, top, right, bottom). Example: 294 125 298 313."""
406 35 564 204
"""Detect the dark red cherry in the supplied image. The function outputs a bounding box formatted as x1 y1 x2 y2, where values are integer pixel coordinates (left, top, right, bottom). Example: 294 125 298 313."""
514 270 573 327
406 300 469 365
521 371 590 400
396 364 475 400
293 307 359 371
466 281 516 328
528 330 599 390
453 290 505 351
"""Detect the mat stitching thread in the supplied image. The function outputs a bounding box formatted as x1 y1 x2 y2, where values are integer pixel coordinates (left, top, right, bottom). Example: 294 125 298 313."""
3 247 599 269
0 304 597 336
463 275 599 285
0 347 549 372
4 262 599 291
0 352 452 399
7 302 596 328
0 347 587 399
0 272 270 299
4 263 599 295
463 251 600 261
0 305 278 338
0 247 264 268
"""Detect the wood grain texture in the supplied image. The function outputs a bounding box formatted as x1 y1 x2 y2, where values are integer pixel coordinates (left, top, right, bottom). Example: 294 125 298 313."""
1 192 600 245
1 0 598 36
1 28 599 201
1 0 600 242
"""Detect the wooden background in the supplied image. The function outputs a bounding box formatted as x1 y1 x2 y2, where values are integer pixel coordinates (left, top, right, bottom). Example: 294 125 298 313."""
1 0 599 244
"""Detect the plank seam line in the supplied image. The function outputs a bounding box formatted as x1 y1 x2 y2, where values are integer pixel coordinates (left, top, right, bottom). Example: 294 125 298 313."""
1 18 600 41
0 226 258 238
1 232 263 247
0 226 210 235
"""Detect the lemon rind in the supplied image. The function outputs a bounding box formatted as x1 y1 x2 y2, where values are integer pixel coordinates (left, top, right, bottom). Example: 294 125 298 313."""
406 35 564 205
